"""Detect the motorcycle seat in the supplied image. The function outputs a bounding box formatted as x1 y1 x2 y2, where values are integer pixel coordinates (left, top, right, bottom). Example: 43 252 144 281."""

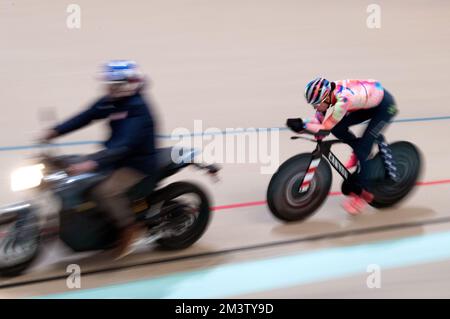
127 147 197 201
156 147 197 175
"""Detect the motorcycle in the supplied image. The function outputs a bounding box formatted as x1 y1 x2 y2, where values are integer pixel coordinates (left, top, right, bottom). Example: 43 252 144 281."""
267 124 422 222
0 146 220 277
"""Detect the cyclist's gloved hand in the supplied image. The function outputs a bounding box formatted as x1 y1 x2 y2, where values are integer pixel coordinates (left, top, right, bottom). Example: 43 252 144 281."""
286 118 305 133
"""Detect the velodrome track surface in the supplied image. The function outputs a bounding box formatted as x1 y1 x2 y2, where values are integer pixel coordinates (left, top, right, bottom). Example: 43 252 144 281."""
0 0 450 298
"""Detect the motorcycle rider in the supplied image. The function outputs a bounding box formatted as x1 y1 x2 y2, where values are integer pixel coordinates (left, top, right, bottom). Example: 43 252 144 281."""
287 77 398 215
42 60 157 259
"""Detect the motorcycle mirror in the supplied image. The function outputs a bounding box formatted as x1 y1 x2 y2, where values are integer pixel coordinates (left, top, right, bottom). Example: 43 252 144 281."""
36 107 59 156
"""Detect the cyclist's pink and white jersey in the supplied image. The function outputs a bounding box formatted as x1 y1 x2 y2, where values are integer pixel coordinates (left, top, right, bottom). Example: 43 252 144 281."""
305 79 385 132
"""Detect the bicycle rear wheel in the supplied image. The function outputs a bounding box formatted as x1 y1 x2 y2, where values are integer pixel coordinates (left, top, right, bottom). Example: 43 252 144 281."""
367 141 422 208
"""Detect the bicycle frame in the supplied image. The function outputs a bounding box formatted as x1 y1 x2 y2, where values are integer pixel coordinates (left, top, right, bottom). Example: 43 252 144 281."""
296 134 397 193
298 138 350 193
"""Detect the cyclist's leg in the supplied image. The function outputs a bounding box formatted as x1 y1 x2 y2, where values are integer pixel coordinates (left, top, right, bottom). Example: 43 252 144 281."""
332 108 379 169
355 90 398 190
331 108 377 148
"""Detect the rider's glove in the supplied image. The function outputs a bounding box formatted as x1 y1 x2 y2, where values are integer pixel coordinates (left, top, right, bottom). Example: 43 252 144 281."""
38 129 59 144
286 118 305 133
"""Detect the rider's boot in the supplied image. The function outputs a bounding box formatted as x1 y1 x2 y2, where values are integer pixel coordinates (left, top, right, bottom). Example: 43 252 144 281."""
345 152 359 170
360 190 374 203
342 190 374 215
114 223 144 260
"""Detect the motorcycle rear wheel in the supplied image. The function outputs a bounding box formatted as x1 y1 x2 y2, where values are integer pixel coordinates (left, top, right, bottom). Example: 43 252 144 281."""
155 182 211 250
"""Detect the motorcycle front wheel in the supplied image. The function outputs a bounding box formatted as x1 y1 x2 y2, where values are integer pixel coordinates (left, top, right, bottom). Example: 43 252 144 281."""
0 211 40 277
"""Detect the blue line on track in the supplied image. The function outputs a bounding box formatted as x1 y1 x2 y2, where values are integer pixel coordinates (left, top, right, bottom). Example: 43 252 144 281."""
2 115 449 152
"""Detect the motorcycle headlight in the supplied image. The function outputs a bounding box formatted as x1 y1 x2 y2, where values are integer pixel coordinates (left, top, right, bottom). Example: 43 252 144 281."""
10 164 45 192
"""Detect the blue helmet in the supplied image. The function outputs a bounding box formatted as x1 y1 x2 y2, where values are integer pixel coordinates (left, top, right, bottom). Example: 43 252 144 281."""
101 60 142 83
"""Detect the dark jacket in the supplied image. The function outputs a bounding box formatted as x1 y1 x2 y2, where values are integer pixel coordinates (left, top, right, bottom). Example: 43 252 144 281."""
54 93 157 175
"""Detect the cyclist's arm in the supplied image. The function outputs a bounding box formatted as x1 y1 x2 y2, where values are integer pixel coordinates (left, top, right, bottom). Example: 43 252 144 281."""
305 96 350 133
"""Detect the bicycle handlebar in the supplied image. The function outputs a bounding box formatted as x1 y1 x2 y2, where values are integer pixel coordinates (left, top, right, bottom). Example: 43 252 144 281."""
289 128 330 138
290 135 316 142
